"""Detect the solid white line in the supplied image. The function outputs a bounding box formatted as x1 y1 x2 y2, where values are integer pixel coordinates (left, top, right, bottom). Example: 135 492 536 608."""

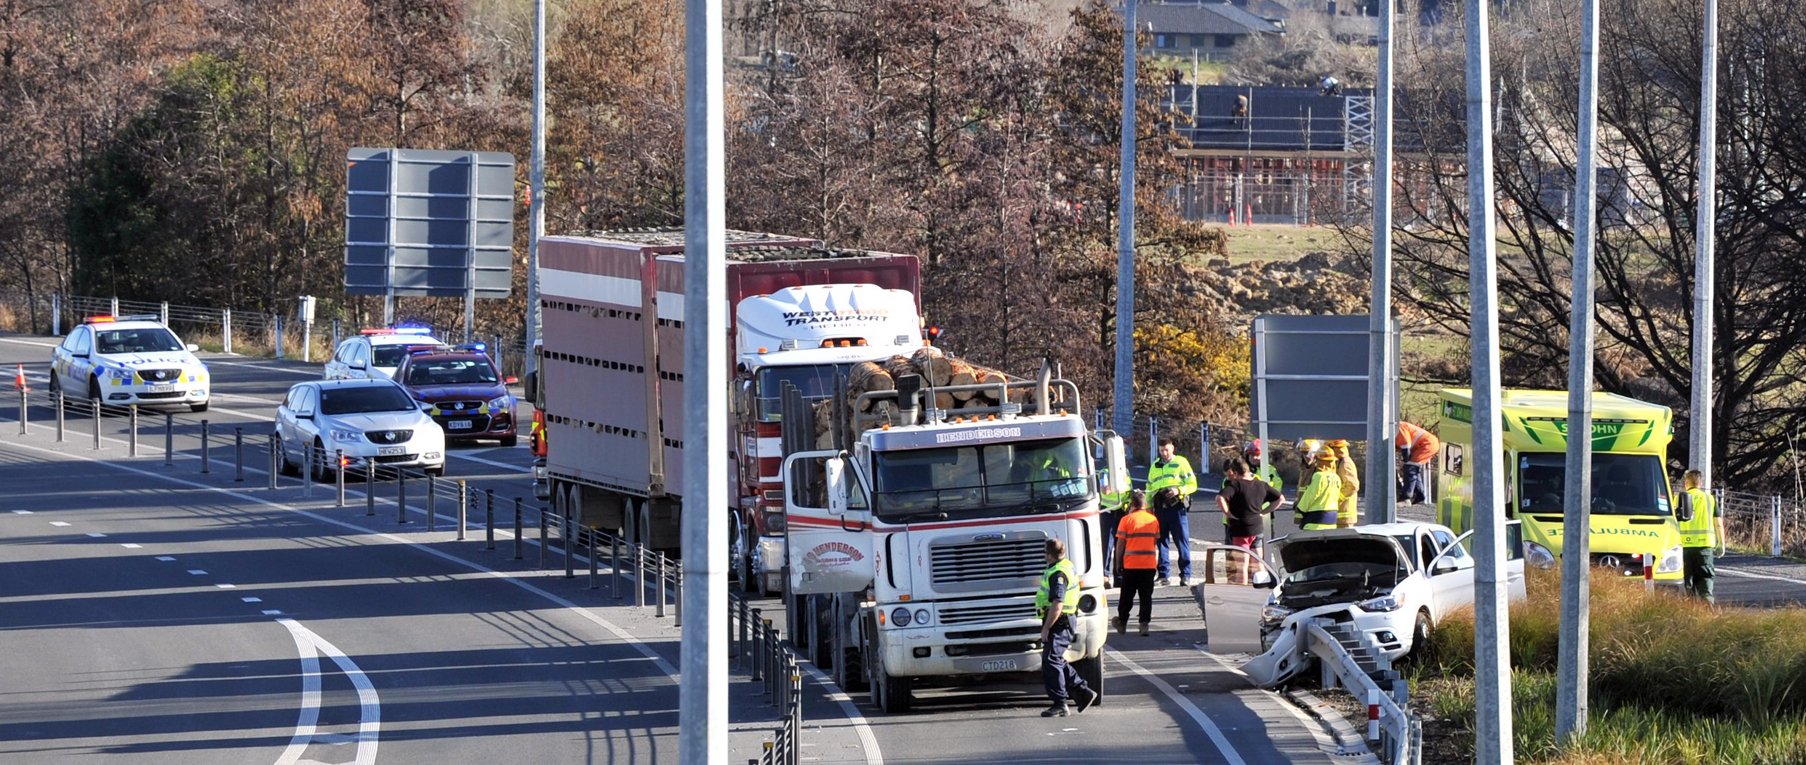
1106 647 1249 765
1718 566 1806 584
203 358 320 377
12 510 32 514
275 620 323 765
799 664 884 765
0 337 57 348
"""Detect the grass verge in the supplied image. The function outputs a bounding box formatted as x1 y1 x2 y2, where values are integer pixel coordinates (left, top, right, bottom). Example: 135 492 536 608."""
1413 569 1806 763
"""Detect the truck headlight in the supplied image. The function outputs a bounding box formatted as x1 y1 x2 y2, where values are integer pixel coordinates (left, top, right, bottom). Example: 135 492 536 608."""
1358 595 1401 613
1658 545 1683 573
1525 541 1557 569
890 607 912 627
913 608 930 626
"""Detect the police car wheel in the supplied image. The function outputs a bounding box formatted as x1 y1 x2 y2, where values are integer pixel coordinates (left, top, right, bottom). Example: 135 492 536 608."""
500 435 518 448
190 403 208 413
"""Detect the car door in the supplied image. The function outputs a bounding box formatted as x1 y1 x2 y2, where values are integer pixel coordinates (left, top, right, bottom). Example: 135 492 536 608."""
349 342 373 380
1426 528 1479 621
291 386 321 456
63 327 93 391
325 340 350 379
275 386 300 459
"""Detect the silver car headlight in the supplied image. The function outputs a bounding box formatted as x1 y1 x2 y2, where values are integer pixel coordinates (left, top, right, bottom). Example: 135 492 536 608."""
1260 603 1293 624
328 428 362 442
488 394 512 411
1358 594 1402 613
1657 544 1683 573
1525 541 1557 569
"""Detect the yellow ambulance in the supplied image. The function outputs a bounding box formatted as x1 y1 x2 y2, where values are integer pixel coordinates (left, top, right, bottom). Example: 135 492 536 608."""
1435 388 1683 582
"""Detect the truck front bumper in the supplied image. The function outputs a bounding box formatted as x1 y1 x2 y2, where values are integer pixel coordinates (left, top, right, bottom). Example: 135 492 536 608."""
875 592 1107 678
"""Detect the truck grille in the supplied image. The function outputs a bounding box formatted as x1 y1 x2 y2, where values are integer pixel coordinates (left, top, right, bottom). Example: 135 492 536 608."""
930 536 1046 590
938 601 1038 626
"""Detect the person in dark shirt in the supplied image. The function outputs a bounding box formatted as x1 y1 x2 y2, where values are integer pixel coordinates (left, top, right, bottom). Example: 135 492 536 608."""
1216 458 1285 584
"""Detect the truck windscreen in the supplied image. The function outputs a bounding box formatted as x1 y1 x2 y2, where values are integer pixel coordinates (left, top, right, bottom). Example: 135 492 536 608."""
870 437 1091 522
756 364 841 421
1516 452 1670 516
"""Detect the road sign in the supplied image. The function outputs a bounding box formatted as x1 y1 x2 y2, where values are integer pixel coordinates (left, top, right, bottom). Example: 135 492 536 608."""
344 148 516 318
1249 314 1398 442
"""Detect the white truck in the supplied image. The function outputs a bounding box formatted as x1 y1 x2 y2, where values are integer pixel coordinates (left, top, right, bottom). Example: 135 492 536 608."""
780 365 1126 712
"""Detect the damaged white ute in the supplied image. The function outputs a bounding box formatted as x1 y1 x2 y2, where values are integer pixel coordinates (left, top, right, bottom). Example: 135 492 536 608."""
1204 522 1526 688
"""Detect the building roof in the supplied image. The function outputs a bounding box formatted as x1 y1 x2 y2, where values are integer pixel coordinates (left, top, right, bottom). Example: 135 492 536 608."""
1138 1 1284 36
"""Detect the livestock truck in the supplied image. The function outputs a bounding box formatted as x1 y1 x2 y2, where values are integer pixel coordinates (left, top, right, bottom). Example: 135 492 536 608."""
527 229 924 594
1436 388 1684 582
779 364 1127 712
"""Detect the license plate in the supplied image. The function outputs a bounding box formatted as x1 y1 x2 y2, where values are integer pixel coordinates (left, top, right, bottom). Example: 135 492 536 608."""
981 659 1019 672
146 384 175 393
377 446 405 457
448 419 473 430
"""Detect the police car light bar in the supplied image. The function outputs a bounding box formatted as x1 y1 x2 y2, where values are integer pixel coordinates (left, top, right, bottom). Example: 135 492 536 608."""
453 342 488 353
84 315 117 324
360 326 436 336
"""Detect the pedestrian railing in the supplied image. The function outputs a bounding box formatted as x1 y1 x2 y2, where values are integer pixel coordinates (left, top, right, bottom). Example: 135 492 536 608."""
3 382 801 759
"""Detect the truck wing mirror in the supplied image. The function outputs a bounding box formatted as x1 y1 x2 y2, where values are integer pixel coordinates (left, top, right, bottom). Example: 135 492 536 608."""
826 456 848 516
1101 435 1129 496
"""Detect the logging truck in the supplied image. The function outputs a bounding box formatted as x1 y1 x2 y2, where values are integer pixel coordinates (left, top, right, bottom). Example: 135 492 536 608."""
526 229 923 596
780 361 1128 712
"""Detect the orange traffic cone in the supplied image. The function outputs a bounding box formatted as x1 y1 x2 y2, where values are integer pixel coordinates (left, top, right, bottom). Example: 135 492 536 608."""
12 363 26 392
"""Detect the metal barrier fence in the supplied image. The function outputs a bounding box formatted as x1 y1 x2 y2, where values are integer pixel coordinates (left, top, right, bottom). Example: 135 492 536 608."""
2 384 800 758
1719 488 1806 558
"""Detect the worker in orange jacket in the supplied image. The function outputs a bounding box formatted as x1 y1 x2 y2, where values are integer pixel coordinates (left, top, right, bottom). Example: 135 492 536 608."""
1112 490 1160 636
1395 421 1439 505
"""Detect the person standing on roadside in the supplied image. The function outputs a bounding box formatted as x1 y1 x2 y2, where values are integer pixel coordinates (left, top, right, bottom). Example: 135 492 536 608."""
1296 448 1343 531
1675 469 1725 605
1395 421 1439 505
1242 440 1283 493
1146 439 1199 586
1217 458 1285 584
1113 490 1160 636
1328 439 1360 527
1037 538 1097 717
1097 465 1126 589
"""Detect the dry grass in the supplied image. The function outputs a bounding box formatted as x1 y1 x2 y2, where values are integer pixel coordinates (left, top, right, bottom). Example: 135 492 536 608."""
1221 224 1346 264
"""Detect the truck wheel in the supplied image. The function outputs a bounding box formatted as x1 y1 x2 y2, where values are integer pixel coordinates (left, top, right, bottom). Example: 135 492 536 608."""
833 610 866 693
1075 653 1105 707
807 597 833 669
874 666 912 713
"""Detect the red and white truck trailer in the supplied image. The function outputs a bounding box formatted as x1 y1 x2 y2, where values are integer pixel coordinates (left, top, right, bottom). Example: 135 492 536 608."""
526 229 924 594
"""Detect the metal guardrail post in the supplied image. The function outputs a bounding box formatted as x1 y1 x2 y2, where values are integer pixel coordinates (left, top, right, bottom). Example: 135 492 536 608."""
538 509 548 568
396 467 408 524
365 464 376 516
588 530 598 589
426 473 438 532
223 308 232 354
563 505 575 579
15 388 24 436
750 609 763 681
233 427 244 481
303 440 314 496
513 498 524 560
198 419 210 470
128 405 138 457
457 480 469 540
162 411 170 460
55 393 66 442
656 553 667 617
336 451 346 506
484 489 495 550
268 437 278 490
1773 496 1784 558
91 398 102 450
636 544 647 607
740 595 751 667
611 534 622 599
673 567 682 627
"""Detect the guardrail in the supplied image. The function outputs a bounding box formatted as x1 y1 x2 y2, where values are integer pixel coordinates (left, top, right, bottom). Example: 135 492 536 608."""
2 384 801 759
1301 620 1420 765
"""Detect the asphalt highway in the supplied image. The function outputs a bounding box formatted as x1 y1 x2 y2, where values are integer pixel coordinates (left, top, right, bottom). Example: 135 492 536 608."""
0 334 1350 764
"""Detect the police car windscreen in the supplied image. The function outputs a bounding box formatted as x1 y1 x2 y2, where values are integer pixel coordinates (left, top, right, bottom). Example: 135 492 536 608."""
321 385 417 415
1517 452 1668 516
96 328 181 354
408 359 497 385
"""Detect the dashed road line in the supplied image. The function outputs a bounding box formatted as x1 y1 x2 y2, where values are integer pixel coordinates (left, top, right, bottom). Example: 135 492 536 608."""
187 569 208 576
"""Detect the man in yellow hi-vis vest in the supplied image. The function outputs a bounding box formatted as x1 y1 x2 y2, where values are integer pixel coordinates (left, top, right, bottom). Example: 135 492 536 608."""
1675 469 1725 604
1146 439 1198 586
1036 538 1097 717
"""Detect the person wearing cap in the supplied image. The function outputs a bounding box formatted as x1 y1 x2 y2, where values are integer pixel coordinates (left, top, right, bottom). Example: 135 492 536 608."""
1145 439 1198 586
1242 440 1282 493
1395 421 1439 505
1295 448 1343 531
1328 439 1360 527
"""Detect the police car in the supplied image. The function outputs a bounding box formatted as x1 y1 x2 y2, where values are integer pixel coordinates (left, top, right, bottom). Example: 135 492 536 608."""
49 315 211 412
392 345 519 447
324 327 444 382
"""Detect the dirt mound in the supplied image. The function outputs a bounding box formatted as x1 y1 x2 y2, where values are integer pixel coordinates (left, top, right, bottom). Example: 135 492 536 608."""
1189 252 1370 320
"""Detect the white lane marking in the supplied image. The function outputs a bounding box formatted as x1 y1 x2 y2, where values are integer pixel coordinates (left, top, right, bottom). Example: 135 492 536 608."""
216 583 237 589
86 532 107 538
1106 647 1250 765
243 597 263 603
0 337 57 348
12 510 32 514
49 521 70 527
451 450 529 473
263 609 285 615
799 663 884 765
275 619 323 765
274 618 380 765
121 543 142 549
202 358 321 377
187 569 208 575
1191 645 1341 754
155 556 176 562
1719 566 1806 584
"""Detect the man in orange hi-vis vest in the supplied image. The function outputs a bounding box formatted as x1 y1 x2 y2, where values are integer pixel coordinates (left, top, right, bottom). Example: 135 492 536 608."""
1112 490 1160 636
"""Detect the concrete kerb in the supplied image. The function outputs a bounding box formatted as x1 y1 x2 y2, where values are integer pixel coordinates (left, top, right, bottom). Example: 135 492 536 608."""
1284 688 1382 763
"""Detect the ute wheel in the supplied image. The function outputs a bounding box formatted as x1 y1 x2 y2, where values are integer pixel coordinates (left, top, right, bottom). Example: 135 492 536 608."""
274 435 300 477
189 402 208 413
500 435 518 448
1075 653 1105 707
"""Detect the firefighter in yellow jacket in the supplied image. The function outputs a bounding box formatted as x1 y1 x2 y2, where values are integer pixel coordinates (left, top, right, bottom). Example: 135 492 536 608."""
1296 448 1342 531
1328 439 1360 527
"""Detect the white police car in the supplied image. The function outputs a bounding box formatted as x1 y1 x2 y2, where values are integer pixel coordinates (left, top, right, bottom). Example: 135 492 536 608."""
49 315 210 412
324 327 444 382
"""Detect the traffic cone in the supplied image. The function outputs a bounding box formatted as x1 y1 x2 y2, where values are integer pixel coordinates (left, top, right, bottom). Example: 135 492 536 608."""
12 364 26 392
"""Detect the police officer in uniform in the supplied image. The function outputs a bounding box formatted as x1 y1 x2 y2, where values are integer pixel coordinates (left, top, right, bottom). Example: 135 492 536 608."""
1037 538 1097 717
1675 469 1725 604
1146 440 1199 586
